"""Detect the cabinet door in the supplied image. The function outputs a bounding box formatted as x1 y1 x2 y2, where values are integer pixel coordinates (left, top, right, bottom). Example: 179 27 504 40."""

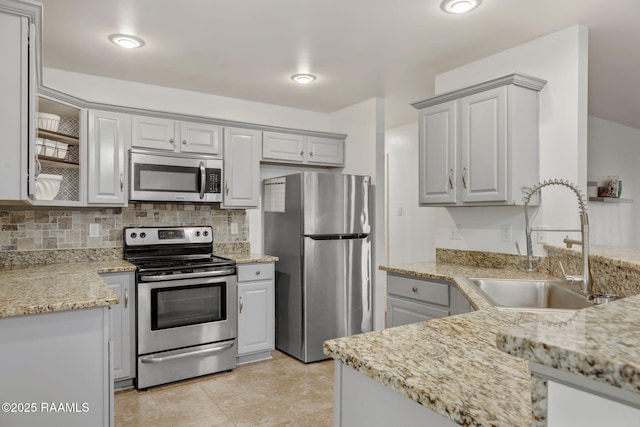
222 127 261 208
101 272 135 382
418 101 457 204
0 12 30 202
307 136 344 166
179 121 222 155
460 87 507 203
262 131 306 163
87 110 130 205
238 279 275 356
386 296 449 328
132 115 176 151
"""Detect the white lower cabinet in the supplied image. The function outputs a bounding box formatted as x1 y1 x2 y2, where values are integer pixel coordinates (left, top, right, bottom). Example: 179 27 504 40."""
386 273 472 328
0 307 113 427
100 272 135 383
237 262 275 364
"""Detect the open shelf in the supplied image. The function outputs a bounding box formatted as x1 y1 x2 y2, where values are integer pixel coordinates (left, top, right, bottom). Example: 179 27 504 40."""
589 197 633 204
38 156 79 169
37 128 80 145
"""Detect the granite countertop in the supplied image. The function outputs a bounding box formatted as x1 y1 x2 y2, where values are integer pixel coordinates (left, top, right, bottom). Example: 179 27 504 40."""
325 259 640 426
498 293 640 395
0 259 135 319
217 252 279 264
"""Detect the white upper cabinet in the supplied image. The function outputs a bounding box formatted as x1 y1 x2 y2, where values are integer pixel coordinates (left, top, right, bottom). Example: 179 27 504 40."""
413 73 546 206
263 131 344 167
0 8 33 202
132 115 221 156
87 110 131 205
307 136 345 166
179 121 221 155
262 132 306 163
222 127 261 209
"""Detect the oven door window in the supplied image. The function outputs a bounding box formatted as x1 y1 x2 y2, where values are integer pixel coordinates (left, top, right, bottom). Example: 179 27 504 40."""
151 283 227 330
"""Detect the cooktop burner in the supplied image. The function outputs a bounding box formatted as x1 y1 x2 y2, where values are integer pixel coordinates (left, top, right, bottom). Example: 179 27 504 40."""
132 256 234 272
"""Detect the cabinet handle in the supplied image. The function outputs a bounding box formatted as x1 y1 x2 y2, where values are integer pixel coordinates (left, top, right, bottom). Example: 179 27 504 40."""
169 138 175 144
412 286 418 293
120 174 124 191
462 167 468 189
300 151 304 156
225 181 229 196
255 270 261 276
124 289 129 309
448 169 454 190
182 139 187 145
239 296 243 314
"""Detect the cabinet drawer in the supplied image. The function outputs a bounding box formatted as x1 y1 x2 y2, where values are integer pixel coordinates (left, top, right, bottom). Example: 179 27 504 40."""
387 274 449 306
386 296 449 328
238 263 274 282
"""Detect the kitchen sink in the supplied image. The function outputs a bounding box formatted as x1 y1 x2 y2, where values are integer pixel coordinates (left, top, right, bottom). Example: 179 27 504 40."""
467 278 594 310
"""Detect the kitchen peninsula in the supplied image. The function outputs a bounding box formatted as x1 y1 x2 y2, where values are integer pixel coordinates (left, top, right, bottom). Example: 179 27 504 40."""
324 248 640 426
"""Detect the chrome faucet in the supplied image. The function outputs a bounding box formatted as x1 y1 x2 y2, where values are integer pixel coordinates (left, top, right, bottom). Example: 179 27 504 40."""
521 179 592 294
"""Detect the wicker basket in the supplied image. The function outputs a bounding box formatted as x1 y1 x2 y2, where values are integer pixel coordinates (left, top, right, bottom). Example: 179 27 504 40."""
37 113 61 132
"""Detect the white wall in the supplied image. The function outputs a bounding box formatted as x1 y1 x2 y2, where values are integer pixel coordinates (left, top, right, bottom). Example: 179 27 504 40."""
427 25 589 255
43 68 334 132
588 116 640 247
386 122 436 264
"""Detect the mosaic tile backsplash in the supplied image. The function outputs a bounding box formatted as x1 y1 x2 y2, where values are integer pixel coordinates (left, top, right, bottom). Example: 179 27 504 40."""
0 204 248 251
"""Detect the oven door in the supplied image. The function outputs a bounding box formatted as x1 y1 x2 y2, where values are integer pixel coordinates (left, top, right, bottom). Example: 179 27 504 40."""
137 274 237 355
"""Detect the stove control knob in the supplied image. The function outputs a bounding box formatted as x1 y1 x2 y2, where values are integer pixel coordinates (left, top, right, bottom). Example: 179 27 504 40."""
195 231 201 237
130 232 137 239
140 232 146 239
203 230 209 237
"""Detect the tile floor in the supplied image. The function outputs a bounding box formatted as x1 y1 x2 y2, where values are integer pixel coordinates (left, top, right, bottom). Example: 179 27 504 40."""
114 351 334 427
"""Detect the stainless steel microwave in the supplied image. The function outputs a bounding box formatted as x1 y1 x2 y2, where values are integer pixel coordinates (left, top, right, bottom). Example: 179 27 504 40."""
129 149 223 203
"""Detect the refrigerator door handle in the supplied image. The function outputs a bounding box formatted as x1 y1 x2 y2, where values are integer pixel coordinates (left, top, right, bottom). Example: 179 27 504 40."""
306 234 368 240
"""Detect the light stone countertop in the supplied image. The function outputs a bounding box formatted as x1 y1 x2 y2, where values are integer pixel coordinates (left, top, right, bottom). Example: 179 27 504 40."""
497 294 640 395
0 260 135 319
217 252 279 264
325 259 640 426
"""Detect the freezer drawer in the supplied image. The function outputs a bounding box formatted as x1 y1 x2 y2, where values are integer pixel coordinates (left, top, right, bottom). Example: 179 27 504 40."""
302 236 372 362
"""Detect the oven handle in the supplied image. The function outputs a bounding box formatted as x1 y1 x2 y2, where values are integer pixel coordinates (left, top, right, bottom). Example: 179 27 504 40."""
139 342 235 364
139 267 236 282
199 161 206 200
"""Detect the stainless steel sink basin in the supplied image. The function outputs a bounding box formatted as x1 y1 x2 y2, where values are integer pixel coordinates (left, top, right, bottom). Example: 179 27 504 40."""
467 278 594 310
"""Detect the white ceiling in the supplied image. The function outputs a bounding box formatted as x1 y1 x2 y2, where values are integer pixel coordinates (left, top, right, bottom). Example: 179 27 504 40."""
39 0 640 129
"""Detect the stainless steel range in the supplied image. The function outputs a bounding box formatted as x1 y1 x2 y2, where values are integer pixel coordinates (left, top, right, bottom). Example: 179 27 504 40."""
123 226 237 389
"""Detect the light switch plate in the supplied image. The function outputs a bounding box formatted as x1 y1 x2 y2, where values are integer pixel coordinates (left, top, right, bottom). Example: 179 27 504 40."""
449 225 462 240
231 222 238 235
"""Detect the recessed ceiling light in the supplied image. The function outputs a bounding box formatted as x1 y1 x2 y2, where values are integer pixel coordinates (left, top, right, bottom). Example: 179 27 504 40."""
108 33 145 49
440 0 481 14
291 73 317 84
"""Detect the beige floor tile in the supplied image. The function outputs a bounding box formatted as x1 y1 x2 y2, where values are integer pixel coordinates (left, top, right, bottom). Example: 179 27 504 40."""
115 351 334 427
114 388 170 427
151 383 225 425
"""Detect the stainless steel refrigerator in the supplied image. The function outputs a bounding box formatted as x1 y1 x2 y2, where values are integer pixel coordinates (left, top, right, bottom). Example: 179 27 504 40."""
264 172 372 362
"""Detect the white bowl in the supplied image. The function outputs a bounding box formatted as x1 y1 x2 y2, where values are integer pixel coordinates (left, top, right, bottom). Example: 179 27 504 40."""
37 113 61 132
55 141 68 159
34 174 63 200
43 140 56 157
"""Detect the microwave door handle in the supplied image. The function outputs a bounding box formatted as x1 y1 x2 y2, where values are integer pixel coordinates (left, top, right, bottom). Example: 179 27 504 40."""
199 161 206 200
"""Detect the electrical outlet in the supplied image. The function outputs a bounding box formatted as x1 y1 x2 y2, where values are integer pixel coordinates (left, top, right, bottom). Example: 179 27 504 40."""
89 223 100 237
537 225 549 244
231 222 238 235
501 224 512 242
396 206 403 216
449 225 462 240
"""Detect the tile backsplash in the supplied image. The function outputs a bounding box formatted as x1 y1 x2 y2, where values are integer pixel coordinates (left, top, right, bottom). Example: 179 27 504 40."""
0 204 248 251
